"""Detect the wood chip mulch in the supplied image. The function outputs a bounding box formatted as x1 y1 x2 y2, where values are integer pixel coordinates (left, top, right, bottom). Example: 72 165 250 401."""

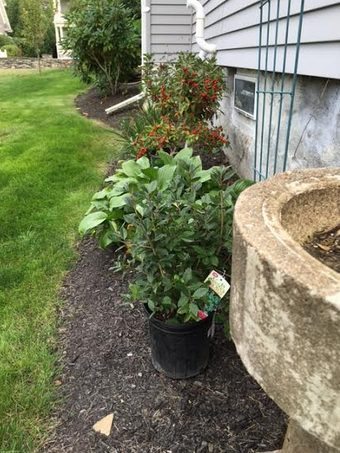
43 89 287 452
43 238 287 453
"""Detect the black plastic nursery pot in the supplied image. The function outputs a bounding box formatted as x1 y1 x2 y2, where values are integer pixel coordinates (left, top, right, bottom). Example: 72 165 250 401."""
145 306 213 379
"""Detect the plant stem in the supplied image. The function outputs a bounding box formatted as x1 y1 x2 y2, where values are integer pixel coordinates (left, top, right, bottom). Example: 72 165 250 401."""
217 190 224 255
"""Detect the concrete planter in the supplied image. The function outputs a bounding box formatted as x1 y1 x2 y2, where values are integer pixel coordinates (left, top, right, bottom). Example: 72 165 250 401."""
230 168 340 452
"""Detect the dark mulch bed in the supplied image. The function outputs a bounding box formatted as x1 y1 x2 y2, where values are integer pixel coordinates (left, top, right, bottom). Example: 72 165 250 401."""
44 240 286 453
74 87 229 170
44 89 287 452
303 223 340 273
75 86 141 130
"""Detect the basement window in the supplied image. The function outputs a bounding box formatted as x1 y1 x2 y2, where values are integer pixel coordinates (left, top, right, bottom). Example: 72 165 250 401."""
234 75 257 120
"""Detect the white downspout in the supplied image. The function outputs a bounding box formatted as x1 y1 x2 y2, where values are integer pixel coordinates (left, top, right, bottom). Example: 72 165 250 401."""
141 0 151 66
186 0 216 59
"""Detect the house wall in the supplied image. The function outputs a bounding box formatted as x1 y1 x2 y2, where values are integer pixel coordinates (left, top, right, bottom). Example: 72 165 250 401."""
145 0 340 177
219 68 340 179
0 0 12 35
147 0 192 61
193 0 340 80
54 0 71 60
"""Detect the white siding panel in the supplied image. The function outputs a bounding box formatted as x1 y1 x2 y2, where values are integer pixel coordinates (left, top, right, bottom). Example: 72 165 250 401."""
152 0 186 4
148 0 340 78
152 24 192 35
203 6 340 47
152 4 189 15
151 14 191 25
217 42 340 79
196 0 340 26
152 34 192 44
200 0 340 79
150 0 192 59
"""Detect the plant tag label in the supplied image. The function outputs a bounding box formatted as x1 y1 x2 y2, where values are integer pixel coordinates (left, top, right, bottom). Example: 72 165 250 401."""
205 270 230 299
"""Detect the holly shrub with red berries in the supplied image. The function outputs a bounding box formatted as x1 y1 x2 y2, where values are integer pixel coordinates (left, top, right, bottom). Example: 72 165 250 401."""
124 52 229 159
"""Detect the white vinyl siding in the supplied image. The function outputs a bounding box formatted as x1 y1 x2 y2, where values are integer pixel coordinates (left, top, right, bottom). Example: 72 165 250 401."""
150 0 192 61
0 0 11 34
192 0 340 79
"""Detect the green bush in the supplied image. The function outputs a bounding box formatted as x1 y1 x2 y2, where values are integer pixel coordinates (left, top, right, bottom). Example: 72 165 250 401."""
2 44 21 56
143 53 225 123
0 35 14 48
63 0 140 94
79 149 253 322
124 53 228 159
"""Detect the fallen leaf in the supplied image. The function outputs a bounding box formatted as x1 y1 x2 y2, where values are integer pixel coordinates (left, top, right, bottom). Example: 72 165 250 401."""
92 413 114 437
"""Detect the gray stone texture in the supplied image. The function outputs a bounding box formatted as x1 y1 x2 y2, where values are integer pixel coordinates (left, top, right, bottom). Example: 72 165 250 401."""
218 68 340 179
282 419 339 453
230 168 340 450
0 57 72 70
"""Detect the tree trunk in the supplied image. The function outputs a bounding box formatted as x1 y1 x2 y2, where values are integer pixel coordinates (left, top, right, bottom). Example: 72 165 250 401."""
37 49 41 74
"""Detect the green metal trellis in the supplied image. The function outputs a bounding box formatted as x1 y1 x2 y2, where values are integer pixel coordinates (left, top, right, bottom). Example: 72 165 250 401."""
254 0 305 181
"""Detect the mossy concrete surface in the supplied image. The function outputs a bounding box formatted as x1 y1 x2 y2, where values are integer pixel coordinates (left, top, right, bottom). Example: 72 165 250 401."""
230 168 340 451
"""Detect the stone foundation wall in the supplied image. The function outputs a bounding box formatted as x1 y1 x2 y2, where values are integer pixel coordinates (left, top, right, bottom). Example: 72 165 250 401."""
0 57 73 70
218 68 340 179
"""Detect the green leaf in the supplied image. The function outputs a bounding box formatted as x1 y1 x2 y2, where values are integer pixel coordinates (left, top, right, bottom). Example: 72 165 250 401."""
99 230 116 248
195 169 212 183
129 283 140 301
92 189 109 200
193 287 209 300
147 299 155 312
230 179 254 197
142 167 158 180
162 296 172 307
136 204 144 216
157 164 176 191
174 147 193 162
106 186 127 197
178 294 189 307
79 211 108 235
189 303 199 316
145 180 158 193
182 268 192 283
157 150 173 165
121 160 142 177
109 195 128 209
136 156 150 169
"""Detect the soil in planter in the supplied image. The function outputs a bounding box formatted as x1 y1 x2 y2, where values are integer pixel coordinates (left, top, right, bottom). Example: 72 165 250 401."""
303 223 340 273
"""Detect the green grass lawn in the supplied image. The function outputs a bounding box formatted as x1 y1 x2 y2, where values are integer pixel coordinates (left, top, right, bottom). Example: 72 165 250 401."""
0 69 119 451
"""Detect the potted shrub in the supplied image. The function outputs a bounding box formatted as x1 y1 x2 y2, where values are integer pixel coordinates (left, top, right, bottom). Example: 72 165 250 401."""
80 148 252 378
79 53 252 379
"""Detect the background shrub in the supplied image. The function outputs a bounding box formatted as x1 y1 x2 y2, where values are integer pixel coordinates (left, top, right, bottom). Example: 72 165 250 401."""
63 0 141 94
0 35 15 48
124 53 228 159
2 44 21 56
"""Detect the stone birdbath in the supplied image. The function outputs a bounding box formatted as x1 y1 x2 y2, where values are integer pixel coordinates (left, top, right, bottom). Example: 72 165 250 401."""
230 168 340 452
